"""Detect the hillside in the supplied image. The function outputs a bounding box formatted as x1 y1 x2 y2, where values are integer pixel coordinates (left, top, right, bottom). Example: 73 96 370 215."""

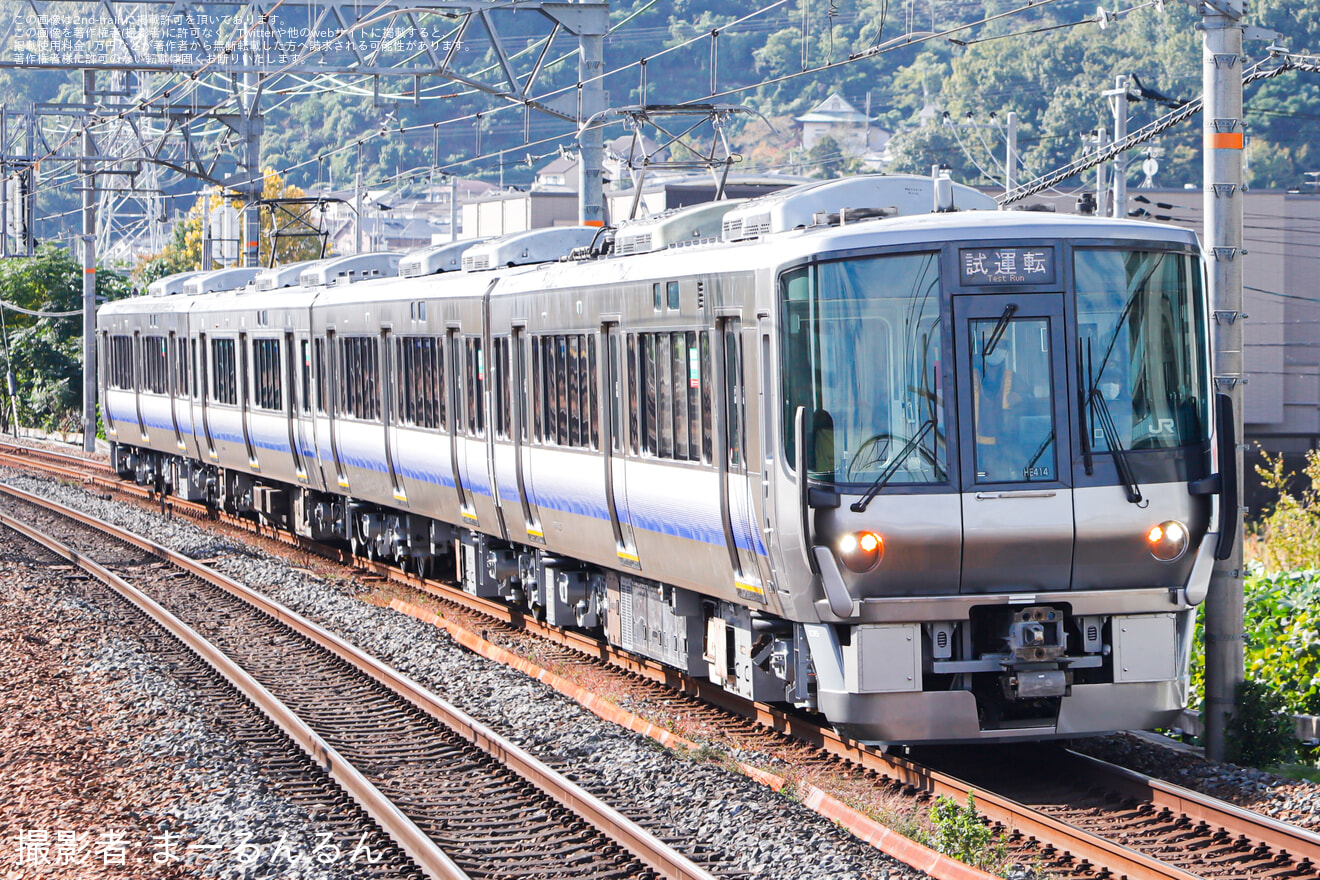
4 0 1318 240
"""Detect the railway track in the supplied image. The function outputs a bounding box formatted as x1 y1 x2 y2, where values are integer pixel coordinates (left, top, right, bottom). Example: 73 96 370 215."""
0 480 726 880
4 442 1320 879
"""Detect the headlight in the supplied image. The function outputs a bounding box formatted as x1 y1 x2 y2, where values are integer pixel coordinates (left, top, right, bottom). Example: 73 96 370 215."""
838 530 884 572
1146 520 1189 562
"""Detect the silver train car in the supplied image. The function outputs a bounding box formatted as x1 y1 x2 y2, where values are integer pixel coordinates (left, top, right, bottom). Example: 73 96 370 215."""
98 174 1235 743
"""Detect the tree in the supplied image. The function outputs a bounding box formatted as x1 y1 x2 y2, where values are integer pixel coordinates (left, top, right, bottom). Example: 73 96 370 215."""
804 134 865 179
884 124 983 183
133 168 326 285
0 244 133 433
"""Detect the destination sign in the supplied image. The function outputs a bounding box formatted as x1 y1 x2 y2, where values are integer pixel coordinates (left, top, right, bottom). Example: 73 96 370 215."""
959 247 1056 285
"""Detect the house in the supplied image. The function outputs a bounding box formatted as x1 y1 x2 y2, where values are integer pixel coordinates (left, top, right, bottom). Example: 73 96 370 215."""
796 93 890 157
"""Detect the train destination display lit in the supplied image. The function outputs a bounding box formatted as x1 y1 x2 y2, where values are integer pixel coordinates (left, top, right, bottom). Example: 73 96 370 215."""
959 246 1055 285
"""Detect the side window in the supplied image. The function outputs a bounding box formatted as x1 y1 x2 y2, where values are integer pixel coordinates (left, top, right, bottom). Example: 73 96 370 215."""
143 335 168 394
338 337 380 421
666 280 680 310
211 338 237 405
252 338 282 411
109 336 133 390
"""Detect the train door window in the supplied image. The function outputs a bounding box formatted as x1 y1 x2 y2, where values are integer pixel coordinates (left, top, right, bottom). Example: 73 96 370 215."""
190 339 198 399
609 333 622 454
516 333 528 443
253 338 282 411
588 335 599 450
627 333 639 455
671 332 689 461
198 336 208 402
491 337 512 440
553 335 568 444
652 283 662 311
567 334 581 447
338 337 353 416
643 334 658 455
364 338 380 421
314 339 326 414
464 336 484 436
686 331 701 462
300 340 311 414
723 322 743 469
657 333 674 458
700 331 713 463
530 337 542 441
211 338 237 405
175 337 190 397
434 337 446 430
666 281 680 311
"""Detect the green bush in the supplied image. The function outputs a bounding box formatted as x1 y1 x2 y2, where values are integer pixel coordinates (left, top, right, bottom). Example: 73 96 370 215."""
1225 679 1297 768
926 792 1008 874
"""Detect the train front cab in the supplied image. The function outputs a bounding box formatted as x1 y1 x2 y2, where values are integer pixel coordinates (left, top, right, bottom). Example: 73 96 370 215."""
779 229 1221 743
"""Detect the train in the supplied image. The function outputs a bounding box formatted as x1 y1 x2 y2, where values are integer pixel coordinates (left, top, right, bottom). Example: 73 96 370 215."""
97 173 1235 744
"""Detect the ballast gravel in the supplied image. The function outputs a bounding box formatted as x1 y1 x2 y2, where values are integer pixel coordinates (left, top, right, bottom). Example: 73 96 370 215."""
0 519 394 880
0 467 916 880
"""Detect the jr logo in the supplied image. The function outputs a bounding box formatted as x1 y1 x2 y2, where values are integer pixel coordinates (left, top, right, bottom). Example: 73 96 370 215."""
1150 418 1176 434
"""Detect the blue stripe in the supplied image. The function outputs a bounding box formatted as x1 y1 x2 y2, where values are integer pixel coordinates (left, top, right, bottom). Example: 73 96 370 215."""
114 401 764 555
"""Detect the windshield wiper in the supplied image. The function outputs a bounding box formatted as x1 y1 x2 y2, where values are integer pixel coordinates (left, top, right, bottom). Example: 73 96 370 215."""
981 303 1018 361
1088 387 1144 505
851 418 937 513
1024 429 1055 479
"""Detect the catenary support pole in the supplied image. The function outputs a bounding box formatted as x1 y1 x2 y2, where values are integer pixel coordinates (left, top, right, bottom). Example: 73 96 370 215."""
578 29 605 227
81 71 97 453
1202 0 1246 763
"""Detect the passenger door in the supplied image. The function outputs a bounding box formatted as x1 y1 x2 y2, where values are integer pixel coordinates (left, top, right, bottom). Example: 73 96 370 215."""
954 293 1074 593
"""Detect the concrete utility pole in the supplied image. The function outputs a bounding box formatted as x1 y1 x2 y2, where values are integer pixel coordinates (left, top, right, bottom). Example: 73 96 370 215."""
1201 0 1247 763
1005 111 1018 193
1093 126 1111 216
1104 75 1131 218
81 71 97 453
355 171 364 254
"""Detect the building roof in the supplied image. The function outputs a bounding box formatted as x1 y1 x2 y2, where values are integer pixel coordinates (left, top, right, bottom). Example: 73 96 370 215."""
796 93 870 125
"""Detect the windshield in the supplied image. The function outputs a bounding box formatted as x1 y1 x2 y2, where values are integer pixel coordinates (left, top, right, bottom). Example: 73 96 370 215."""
1074 249 1208 451
781 252 947 485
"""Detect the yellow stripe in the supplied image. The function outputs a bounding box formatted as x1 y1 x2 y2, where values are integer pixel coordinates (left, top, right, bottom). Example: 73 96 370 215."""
461 510 479 521
393 491 408 502
337 478 350 488
736 581 765 596
527 527 544 538
616 549 639 562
